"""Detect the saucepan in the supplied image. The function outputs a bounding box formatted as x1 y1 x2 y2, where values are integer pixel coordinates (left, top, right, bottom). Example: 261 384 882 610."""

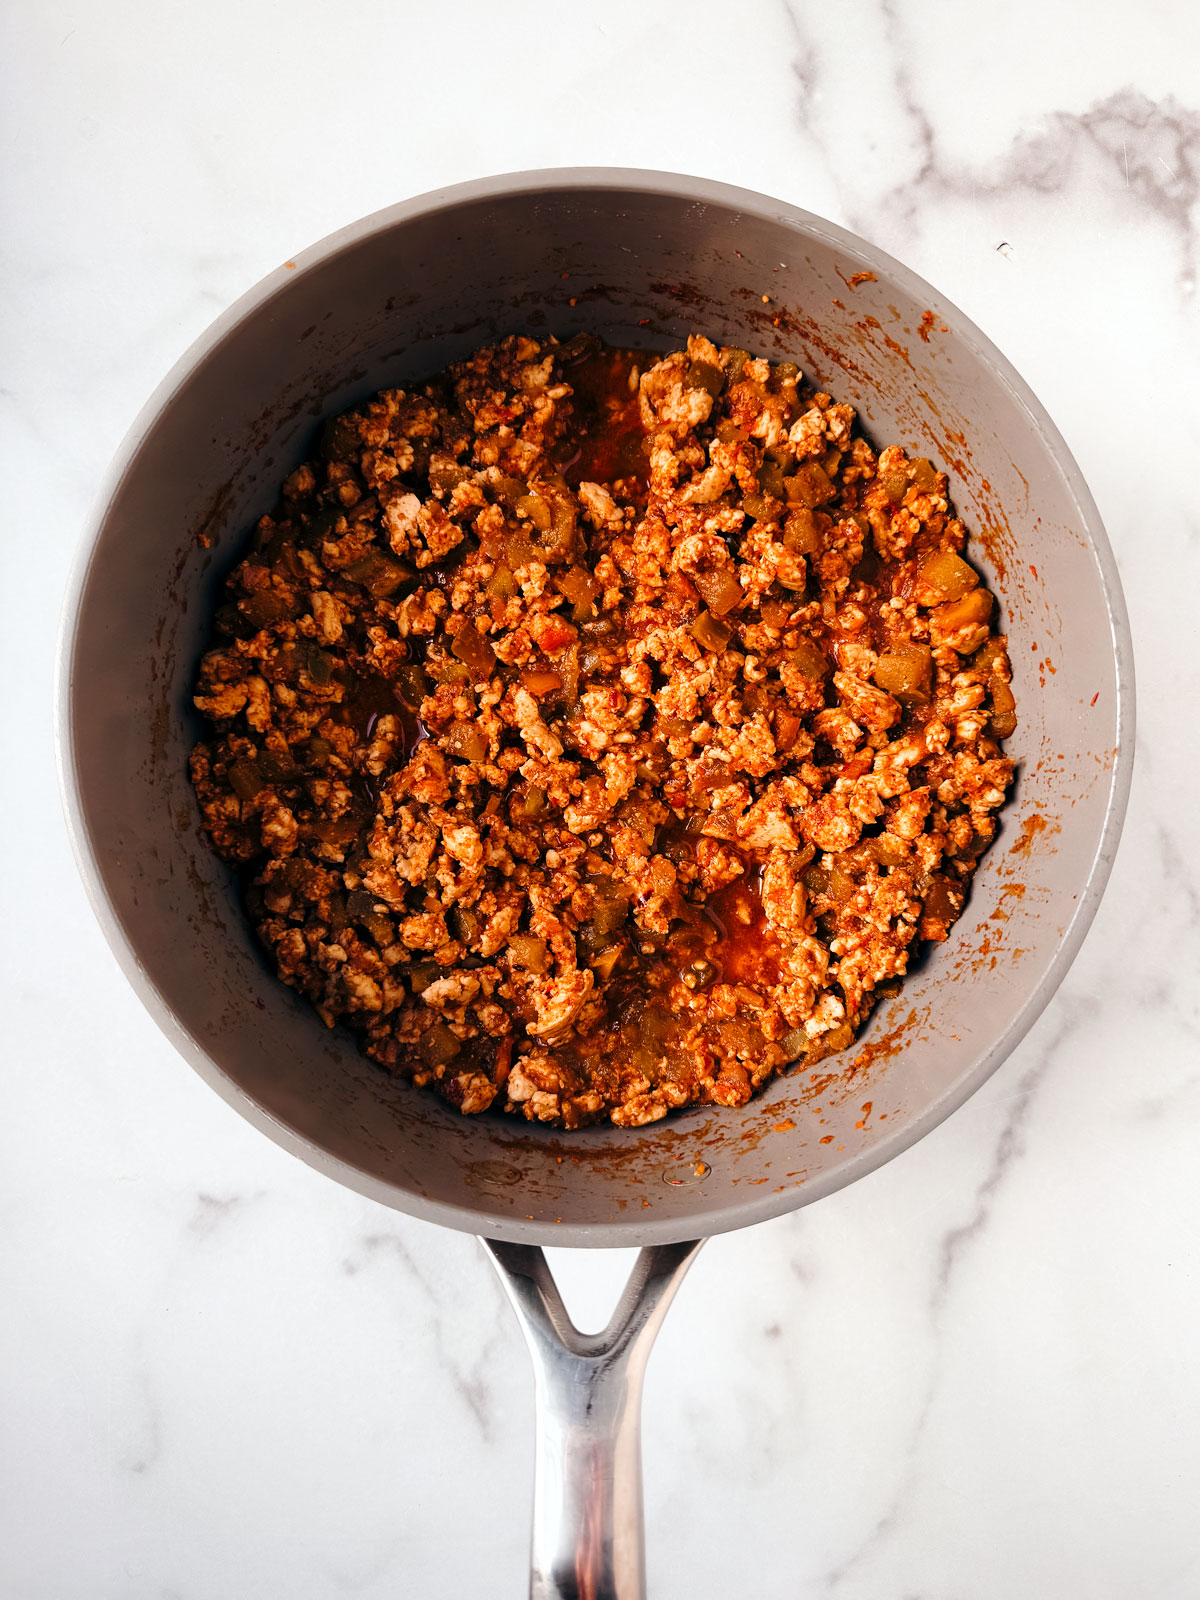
57 170 1133 1598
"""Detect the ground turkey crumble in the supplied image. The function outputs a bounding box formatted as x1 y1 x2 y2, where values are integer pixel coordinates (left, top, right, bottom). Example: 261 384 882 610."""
189 333 1017 1129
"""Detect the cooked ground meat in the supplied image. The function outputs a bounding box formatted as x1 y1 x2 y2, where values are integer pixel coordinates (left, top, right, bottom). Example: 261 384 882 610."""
189 332 1016 1129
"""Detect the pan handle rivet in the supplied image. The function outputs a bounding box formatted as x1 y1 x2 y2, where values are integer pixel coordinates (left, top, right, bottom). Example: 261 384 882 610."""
662 1160 711 1187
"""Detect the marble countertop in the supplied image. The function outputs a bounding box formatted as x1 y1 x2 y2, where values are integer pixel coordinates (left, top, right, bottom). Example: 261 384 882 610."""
5 0 1200 1594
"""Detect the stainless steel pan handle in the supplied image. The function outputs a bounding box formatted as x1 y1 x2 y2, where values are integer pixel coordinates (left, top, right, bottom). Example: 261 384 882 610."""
485 1238 704 1600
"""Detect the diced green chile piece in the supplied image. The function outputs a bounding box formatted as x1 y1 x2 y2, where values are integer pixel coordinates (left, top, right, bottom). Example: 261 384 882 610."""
786 638 830 680
522 784 547 818
450 619 497 678
428 656 471 684
347 887 393 946
872 835 909 867
785 461 835 508
516 493 553 532
301 506 344 545
346 888 379 923
691 567 743 618
492 474 525 509
508 934 549 973
450 906 481 946
305 645 335 685
989 675 1018 738
239 590 295 629
591 890 630 939
444 722 487 763
429 460 471 493
742 492 782 523
590 945 624 982
228 759 265 801
419 1022 462 1068
691 610 732 652
915 550 978 604
911 457 940 493
723 348 751 383
757 459 786 498
395 662 430 706
686 359 724 398
257 748 297 782
778 1027 808 1062
880 471 908 504
932 588 993 634
343 551 411 597
782 507 821 555
874 644 933 705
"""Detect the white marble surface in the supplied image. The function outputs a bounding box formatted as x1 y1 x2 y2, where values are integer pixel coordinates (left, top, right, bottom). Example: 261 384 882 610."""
5 0 1200 1594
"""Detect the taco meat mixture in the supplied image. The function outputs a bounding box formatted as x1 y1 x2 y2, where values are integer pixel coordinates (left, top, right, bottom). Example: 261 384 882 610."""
189 333 1016 1128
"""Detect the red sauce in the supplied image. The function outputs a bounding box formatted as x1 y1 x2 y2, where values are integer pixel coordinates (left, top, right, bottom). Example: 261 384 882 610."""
338 668 425 755
707 872 783 987
555 344 653 497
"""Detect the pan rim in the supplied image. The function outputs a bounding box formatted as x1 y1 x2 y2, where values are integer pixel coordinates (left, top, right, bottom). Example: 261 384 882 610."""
56 166 1135 1246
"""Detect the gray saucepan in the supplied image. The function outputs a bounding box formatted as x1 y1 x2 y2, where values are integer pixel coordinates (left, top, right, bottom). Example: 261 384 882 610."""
57 169 1134 1600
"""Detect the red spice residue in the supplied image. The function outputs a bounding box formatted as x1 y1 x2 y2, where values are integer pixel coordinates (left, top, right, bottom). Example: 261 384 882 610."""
847 1007 926 1074
846 270 877 288
1091 691 1100 706
556 343 650 494
988 882 1028 923
917 310 947 342
1008 812 1058 859
706 873 784 987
